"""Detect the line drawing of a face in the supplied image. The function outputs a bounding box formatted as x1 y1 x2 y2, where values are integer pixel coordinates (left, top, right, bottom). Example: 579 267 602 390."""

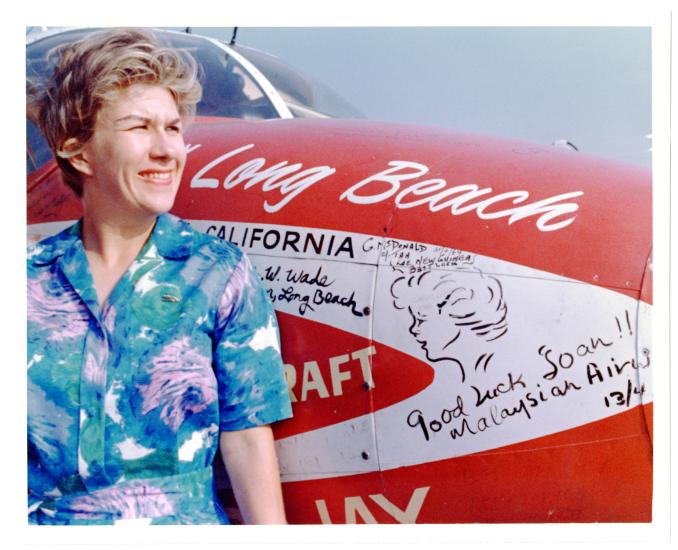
391 267 508 381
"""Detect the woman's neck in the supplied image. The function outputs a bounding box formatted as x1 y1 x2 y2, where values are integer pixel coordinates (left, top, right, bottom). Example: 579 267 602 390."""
81 214 156 267
80 212 158 307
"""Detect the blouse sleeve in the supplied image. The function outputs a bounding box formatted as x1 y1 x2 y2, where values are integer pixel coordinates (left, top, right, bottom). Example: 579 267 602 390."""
213 252 293 431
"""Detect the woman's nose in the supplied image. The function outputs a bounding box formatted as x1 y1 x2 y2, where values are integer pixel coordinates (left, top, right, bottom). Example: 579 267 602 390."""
150 129 179 159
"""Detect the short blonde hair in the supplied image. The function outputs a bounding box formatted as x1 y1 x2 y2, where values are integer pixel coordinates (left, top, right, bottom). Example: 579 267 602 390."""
28 28 202 196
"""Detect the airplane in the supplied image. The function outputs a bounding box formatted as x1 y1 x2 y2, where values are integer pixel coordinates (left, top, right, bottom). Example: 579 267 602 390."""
26 27 652 524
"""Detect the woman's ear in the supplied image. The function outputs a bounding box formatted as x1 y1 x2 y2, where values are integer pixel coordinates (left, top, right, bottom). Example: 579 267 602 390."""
59 138 93 176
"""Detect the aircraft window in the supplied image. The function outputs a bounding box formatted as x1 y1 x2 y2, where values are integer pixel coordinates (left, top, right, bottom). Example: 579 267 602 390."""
162 33 279 120
233 45 365 120
26 31 67 175
26 120 52 175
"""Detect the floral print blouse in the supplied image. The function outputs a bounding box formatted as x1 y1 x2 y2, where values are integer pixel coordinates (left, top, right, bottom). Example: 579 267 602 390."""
27 214 292 525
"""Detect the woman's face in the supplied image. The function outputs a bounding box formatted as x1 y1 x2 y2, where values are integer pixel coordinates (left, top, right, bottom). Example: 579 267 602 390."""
79 84 186 222
407 303 462 362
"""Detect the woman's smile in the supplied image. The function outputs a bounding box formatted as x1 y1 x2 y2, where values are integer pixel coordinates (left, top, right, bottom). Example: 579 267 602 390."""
139 170 174 185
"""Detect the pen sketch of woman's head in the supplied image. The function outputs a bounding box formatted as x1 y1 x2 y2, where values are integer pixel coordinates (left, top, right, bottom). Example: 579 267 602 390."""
391 268 508 367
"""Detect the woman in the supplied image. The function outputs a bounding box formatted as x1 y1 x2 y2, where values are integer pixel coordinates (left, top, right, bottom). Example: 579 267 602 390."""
27 28 292 525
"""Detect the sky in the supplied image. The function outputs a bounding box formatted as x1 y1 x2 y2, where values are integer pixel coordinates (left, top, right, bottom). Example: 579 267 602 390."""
190 26 652 168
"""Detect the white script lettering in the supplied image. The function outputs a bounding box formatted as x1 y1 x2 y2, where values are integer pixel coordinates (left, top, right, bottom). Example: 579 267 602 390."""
190 146 583 232
340 161 584 231
190 144 336 213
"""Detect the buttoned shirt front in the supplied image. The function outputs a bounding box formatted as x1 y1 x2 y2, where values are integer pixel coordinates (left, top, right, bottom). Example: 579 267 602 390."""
27 213 292 524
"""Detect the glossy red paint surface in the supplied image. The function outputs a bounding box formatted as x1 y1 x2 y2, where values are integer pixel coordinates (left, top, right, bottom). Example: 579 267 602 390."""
27 118 653 523
172 120 651 301
281 404 652 524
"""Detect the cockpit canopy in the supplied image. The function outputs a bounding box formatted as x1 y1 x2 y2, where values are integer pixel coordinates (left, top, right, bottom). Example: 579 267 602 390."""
26 27 363 174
